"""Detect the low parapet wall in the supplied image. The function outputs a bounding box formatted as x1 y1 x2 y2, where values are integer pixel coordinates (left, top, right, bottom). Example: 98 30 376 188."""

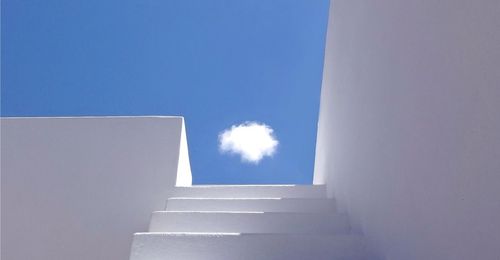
1 116 192 259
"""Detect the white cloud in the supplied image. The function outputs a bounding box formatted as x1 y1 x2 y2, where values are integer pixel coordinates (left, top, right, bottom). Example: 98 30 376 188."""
218 122 278 164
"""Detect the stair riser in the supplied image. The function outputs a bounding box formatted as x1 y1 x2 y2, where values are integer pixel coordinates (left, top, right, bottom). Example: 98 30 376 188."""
172 185 326 199
149 212 350 234
166 198 336 212
130 233 378 260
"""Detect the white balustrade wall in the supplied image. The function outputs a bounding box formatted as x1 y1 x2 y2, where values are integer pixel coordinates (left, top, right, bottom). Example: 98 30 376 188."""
1 116 192 260
314 1 500 259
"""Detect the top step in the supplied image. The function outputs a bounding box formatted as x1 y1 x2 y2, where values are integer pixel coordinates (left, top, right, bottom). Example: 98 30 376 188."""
172 185 326 199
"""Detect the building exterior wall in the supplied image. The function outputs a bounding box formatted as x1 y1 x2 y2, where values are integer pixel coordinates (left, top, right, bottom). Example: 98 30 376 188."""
314 0 500 259
1 116 191 260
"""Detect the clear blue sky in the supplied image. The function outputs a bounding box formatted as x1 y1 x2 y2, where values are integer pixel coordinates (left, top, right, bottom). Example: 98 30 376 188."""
2 0 329 184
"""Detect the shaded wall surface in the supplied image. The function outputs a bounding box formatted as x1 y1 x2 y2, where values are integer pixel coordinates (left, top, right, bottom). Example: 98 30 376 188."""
314 0 500 259
1 117 187 260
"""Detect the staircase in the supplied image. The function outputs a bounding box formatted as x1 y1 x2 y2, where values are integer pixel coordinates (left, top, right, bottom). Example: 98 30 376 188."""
129 185 378 260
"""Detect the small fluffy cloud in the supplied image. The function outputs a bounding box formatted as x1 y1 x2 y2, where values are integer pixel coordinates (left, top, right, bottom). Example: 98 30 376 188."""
218 122 278 164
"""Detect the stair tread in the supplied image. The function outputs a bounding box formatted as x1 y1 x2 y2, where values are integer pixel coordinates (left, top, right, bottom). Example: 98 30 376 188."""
131 232 378 260
135 231 360 237
148 211 350 234
165 199 336 212
167 197 332 200
185 184 319 187
172 185 326 198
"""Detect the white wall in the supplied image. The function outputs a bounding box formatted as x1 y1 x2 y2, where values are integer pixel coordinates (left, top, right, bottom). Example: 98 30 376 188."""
1 116 191 260
314 0 500 259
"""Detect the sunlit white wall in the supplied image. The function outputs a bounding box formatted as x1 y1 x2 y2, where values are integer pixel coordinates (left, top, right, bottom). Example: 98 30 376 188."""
1 116 191 260
314 0 500 259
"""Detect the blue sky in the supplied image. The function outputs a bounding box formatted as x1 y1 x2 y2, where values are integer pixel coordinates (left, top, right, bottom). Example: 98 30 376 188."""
2 0 329 184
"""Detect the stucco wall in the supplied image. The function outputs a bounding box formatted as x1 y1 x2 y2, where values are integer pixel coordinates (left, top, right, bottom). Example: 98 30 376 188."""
314 0 500 259
1 116 191 260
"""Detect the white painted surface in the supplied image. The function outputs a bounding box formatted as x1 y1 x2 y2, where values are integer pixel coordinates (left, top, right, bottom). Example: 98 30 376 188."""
314 1 500 259
175 118 192 187
173 185 326 198
131 184 377 259
130 233 377 260
166 198 336 212
1 116 192 260
149 211 349 234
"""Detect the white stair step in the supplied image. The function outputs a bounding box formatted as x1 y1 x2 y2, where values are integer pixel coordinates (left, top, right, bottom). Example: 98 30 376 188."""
172 185 326 198
166 198 336 213
130 232 379 260
148 211 350 234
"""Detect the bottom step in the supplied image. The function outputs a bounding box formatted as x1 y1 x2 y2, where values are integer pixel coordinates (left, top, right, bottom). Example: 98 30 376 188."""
130 233 379 260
